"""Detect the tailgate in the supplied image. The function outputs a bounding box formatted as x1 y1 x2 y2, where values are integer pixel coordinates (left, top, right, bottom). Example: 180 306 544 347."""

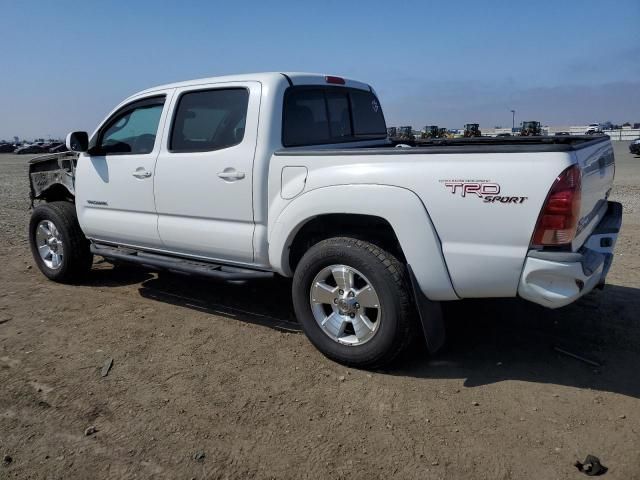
572 137 615 250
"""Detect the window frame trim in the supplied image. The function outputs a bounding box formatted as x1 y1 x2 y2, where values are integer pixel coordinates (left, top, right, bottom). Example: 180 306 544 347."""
281 85 387 148
91 95 167 157
167 86 251 154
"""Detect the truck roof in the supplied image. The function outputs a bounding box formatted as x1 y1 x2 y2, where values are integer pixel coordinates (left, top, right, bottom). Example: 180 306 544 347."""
133 72 372 98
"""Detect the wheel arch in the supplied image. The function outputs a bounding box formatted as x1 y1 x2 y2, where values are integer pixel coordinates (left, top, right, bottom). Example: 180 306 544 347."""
288 213 405 274
34 184 75 203
268 184 458 301
28 152 77 204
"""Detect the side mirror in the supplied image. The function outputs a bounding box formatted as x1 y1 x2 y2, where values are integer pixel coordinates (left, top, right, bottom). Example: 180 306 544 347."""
65 131 89 152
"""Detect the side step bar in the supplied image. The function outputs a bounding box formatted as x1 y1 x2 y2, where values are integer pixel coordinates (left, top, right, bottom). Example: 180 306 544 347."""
90 244 274 281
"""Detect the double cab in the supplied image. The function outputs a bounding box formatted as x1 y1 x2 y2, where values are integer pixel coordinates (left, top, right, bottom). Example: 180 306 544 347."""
28 72 622 367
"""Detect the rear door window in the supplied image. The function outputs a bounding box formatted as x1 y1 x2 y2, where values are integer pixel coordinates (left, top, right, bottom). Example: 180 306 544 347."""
282 86 386 147
170 88 249 153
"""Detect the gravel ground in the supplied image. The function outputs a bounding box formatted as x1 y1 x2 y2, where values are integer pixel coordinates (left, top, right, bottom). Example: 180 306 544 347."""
0 142 639 479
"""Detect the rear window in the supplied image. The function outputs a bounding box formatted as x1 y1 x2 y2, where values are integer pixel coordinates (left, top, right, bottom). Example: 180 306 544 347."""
283 86 386 147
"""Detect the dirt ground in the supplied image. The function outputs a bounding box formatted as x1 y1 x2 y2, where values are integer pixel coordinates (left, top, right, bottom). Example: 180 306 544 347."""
1 142 639 479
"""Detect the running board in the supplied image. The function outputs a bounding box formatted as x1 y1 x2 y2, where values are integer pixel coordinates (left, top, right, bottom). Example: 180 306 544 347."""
90 244 274 281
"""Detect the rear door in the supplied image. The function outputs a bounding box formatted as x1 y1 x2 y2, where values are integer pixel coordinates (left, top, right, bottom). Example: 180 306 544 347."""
153 81 260 264
75 91 173 248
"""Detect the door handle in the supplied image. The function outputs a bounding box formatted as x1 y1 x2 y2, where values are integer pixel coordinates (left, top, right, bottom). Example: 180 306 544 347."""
132 169 152 179
217 169 245 181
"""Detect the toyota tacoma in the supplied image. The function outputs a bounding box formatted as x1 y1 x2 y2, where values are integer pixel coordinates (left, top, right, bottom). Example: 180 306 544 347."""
27 72 622 367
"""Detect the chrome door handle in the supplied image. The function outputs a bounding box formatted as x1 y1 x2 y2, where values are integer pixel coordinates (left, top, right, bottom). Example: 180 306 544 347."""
132 170 152 179
217 169 245 181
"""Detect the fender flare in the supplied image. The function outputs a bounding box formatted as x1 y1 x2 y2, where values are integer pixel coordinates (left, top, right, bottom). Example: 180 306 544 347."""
268 184 458 301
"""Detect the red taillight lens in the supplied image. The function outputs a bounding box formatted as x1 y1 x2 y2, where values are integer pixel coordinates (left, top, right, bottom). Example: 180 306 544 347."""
532 165 582 246
325 75 345 85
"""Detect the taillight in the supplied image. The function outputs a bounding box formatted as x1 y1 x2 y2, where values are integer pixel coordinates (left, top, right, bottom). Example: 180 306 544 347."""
325 75 345 85
531 165 582 246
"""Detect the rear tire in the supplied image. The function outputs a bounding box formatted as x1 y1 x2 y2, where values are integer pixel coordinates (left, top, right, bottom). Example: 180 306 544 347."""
29 202 93 283
292 237 416 368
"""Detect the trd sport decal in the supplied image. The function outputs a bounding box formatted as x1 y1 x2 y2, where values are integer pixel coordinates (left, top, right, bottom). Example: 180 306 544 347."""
440 179 528 204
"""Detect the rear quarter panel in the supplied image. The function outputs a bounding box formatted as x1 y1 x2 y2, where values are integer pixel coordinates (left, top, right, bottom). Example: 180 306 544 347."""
270 150 574 298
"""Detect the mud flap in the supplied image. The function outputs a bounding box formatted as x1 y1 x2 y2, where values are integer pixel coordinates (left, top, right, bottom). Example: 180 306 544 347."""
407 265 446 353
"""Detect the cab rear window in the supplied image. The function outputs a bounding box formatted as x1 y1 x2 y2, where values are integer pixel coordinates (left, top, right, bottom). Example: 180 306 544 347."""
282 86 386 147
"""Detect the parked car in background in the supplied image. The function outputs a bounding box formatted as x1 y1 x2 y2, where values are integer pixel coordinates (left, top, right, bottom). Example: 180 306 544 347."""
49 143 68 153
0 143 16 153
555 132 571 136
15 144 46 155
630 138 640 155
586 124 602 135
43 142 60 150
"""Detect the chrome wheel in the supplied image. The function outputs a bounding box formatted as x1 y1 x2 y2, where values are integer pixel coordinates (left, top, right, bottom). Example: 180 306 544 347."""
310 265 381 346
35 220 64 270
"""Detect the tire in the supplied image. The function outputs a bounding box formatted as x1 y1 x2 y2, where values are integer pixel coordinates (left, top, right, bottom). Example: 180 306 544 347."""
29 202 93 283
292 237 416 368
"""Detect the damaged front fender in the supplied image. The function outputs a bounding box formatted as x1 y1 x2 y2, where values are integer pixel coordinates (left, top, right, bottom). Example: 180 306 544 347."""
28 152 78 204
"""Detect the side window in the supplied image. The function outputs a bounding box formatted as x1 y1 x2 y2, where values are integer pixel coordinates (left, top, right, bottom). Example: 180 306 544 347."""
98 98 165 155
170 88 249 153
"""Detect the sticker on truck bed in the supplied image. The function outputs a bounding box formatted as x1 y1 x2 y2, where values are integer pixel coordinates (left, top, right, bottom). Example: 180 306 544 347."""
440 179 528 204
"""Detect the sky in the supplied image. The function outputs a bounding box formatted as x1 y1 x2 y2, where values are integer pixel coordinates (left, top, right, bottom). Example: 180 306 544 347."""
0 0 638 139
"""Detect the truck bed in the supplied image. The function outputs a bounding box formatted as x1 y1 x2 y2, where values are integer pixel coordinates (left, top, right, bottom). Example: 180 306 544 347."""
270 133 614 299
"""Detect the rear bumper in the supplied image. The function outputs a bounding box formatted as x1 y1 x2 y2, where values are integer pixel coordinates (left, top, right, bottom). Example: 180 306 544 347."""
518 201 622 309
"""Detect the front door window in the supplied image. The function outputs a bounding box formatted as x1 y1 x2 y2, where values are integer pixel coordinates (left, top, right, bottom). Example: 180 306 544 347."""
97 98 165 155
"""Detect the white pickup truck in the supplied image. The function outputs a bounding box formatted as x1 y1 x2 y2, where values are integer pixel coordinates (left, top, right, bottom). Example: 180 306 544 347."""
28 72 622 367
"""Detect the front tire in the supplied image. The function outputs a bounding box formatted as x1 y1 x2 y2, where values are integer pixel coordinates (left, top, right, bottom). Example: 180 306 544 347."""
292 237 416 368
29 202 93 282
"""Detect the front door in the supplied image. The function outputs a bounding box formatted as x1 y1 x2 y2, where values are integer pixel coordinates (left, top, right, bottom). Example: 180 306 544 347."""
75 92 173 249
153 82 260 264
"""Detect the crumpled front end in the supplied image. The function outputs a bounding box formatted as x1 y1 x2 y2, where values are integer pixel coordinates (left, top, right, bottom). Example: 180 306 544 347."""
28 152 78 203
